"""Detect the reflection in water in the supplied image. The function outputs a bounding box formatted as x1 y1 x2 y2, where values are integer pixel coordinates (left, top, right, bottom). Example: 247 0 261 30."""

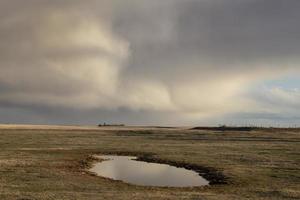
89 155 209 187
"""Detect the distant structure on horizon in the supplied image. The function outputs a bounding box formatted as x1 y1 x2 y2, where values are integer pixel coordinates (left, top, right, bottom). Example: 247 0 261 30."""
98 123 125 127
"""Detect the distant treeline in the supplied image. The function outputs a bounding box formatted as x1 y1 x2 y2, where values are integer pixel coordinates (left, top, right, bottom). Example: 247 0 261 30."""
191 125 300 132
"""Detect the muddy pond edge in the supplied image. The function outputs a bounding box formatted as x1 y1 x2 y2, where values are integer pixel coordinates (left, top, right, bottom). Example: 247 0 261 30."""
78 151 229 188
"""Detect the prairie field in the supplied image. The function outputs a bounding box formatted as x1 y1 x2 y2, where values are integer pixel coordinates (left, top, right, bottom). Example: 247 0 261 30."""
0 125 299 200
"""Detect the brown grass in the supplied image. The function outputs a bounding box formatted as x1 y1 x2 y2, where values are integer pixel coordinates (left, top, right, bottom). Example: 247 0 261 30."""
0 125 299 199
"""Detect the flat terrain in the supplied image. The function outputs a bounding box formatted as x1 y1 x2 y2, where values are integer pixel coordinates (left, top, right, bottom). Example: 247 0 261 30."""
0 125 299 200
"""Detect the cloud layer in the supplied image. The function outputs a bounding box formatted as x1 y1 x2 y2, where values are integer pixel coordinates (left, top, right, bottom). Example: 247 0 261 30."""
0 0 300 125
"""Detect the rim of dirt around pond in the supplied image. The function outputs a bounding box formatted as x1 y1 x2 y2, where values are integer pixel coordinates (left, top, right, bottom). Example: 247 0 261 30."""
79 151 229 187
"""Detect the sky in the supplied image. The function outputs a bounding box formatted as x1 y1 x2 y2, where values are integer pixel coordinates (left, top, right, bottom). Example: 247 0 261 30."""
0 0 300 126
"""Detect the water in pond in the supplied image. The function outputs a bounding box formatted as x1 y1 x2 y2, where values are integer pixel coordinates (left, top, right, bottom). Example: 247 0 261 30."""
89 155 209 187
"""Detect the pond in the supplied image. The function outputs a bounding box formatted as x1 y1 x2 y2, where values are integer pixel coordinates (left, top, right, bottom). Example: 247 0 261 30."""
89 155 209 187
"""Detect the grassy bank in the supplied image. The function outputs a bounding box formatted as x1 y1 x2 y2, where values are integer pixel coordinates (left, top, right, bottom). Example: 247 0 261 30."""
0 127 299 199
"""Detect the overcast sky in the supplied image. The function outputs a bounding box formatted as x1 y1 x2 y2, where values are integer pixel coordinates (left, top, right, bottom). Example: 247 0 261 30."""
0 0 300 126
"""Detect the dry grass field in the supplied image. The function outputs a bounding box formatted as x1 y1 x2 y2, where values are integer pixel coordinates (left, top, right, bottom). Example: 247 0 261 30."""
0 125 299 200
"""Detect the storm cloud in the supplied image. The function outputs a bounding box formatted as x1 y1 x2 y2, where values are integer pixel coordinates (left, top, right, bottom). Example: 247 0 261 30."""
0 0 300 125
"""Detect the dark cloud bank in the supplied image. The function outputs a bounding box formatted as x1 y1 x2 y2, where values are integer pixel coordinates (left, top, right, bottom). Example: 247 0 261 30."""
0 0 300 126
